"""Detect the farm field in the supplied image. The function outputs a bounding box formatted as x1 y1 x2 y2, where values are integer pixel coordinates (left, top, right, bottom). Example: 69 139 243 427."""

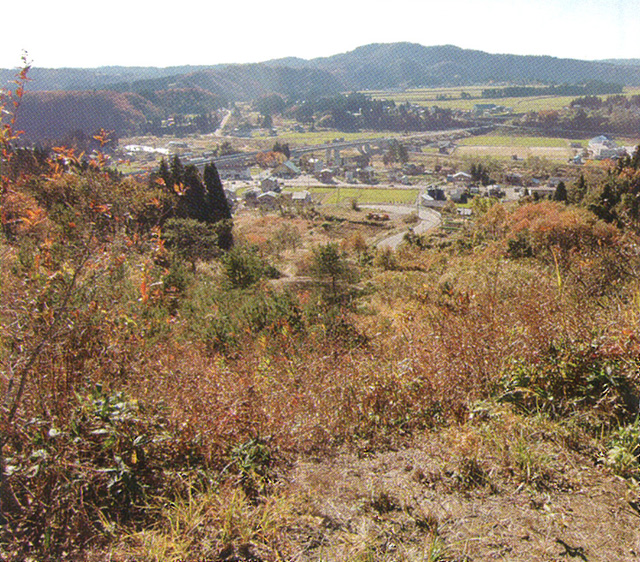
454 132 579 160
458 134 579 147
367 85 640 113
300 186 420 206
454 145 573 160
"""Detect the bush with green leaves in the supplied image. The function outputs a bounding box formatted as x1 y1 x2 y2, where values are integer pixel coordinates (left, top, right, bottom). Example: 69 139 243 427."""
179 276 302 353
498 344 639 418
310 242 357 301
221 245 279 288
605 419 640 477
1 386 207 558
163 217 223 267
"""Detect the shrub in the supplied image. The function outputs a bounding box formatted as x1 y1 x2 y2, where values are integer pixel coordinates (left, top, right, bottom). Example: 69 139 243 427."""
221 245 277 288
606 419 640 477
504 201 619 258
310 242 357 301
163 217 221 268
498 343 639 419
1 386 207 559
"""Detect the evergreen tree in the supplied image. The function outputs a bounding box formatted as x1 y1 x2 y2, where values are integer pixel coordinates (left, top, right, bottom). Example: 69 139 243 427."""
204 163 232 222
204 162 233 250
397 143 409 164
553 181 568 202
571 174 588 203
153 157 234 250
631 145 640 170
261 114 273 129
272 141 291 159
179 165 208 222
157 158 171 187
169 155 184 188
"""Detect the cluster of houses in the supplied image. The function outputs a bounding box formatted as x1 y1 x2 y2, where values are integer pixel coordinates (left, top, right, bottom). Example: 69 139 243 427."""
417 167 581 212
586 135 633 160
570 135 636 164
241 186 313 211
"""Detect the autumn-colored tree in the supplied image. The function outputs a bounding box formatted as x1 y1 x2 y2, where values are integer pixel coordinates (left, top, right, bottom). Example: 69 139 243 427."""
0 53 30 194
255 151 287 168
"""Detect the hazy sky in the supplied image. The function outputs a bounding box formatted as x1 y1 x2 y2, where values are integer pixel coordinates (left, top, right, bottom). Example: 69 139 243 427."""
2 0 638 69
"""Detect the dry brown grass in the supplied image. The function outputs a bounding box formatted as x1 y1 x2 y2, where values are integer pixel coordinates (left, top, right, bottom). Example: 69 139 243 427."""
3 163 640 560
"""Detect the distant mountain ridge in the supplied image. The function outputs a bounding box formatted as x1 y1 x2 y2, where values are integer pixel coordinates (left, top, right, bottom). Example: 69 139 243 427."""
301 43 640 89
6 43 640 96
7 43 640 141
600 59 640 67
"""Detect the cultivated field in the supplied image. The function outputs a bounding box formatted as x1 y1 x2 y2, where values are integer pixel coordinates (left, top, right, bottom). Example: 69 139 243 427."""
304 186 420 206
367 85 640 113
455 145 574 160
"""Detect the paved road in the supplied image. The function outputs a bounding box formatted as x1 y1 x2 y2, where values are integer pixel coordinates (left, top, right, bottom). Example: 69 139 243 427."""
214 110 232 137
197 126 487 169
367 205 441 250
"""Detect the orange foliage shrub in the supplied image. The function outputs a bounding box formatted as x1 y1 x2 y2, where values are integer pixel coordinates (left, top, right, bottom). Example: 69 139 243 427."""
507 200 619 253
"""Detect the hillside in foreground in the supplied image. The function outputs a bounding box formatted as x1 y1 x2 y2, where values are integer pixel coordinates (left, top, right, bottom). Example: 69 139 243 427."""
3 58 640 559
3 121 640 559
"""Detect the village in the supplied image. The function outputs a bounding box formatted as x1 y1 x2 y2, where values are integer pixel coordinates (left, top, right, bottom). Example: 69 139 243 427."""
120 130 636 220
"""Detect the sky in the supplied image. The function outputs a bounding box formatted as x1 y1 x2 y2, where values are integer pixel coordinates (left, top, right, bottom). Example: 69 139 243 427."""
1 0 638 69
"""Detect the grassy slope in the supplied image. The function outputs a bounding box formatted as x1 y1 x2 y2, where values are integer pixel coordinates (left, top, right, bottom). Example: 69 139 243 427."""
2 152 640 561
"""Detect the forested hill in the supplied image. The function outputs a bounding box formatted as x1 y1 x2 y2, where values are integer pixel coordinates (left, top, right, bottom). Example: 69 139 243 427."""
6 43 640 97
0 65 222 92
295 43 640 89
6 42 640 142
106 64 342 101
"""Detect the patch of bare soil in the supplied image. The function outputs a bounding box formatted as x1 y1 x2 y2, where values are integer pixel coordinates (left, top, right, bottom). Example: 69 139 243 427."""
284 431 640 561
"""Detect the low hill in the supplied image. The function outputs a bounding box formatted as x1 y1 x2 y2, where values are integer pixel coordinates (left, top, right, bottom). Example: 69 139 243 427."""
174 43 640 98
108 64 342 101
600 58 640 67
14 90 161 141
8 43 640 142
0 65 222 92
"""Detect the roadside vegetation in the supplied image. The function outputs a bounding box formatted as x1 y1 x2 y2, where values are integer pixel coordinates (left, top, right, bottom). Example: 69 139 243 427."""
3 66 640 562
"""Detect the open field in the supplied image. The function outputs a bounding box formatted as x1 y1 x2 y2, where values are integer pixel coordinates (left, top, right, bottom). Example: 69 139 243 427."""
367 85 640 113
458 134 579 147
302 186 420 205
453 131 579 160
455 145 573 160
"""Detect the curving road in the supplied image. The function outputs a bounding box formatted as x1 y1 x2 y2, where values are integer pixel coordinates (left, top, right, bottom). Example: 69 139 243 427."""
366 205 441 250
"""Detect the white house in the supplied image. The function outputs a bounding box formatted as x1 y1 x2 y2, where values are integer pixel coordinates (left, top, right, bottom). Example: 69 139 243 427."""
292 190 313 207
588 135 628 160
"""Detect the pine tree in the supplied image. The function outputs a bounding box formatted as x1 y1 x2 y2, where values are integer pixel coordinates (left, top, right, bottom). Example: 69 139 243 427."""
178 165 208 222
572 174 588 203
157 158 172 187
169 155 184 188
553 181 568 202
204 162 233 250
153 158 234 250
204 163 231 222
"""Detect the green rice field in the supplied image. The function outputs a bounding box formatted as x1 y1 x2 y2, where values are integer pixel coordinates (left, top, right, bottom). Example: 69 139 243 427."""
301 187 420 205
